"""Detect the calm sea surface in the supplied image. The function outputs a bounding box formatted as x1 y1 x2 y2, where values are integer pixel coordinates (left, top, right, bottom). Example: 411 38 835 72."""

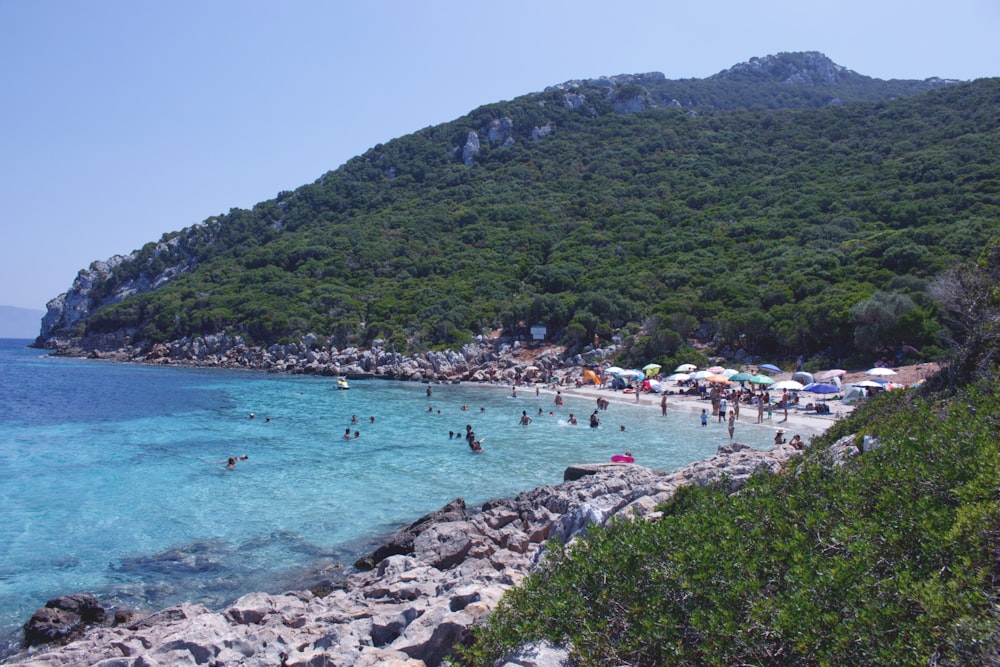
0 338 776 656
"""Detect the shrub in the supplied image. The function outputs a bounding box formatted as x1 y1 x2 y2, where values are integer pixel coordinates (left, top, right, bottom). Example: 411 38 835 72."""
461 379 1000 666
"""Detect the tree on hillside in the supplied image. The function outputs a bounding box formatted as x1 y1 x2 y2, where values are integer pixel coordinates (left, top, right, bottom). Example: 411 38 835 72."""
928 236 1000 388
849 291 917 355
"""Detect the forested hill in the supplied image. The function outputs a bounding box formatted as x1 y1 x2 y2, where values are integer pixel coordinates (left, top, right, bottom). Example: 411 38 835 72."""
38 53 998 370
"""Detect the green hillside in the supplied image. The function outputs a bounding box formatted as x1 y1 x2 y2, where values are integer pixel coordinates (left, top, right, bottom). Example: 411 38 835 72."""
49 64 999 367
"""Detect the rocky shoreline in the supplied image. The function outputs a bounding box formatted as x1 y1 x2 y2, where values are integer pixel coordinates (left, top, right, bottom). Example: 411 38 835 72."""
34 331 628 387
6 433 864 666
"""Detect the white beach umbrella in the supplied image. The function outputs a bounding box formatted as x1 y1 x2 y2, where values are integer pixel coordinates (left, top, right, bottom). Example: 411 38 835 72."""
866 367 897 376
667 373 691 382
772 380 805 391
674 363 697 372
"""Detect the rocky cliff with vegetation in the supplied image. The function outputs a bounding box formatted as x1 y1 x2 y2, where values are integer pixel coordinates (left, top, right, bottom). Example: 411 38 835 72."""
34 52 995 373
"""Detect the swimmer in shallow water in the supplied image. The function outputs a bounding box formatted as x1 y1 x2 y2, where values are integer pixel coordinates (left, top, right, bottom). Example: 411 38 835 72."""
221 454 248 470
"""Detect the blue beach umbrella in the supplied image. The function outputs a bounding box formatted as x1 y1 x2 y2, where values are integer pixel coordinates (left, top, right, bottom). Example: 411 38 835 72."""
759 363 782 373
802 382 839 394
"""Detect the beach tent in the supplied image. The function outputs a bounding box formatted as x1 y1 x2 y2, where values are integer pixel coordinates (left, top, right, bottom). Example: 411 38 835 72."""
791 371 814 385
842 385 865 404
582 369 600 385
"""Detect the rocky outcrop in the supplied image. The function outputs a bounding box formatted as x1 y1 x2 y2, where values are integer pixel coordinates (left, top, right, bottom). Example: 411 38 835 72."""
40 235 200 341
21 595 106 648
36 332 613 388
8 441 804 666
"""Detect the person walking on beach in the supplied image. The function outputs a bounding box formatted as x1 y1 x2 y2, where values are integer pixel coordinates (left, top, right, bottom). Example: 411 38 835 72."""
519 410 532 426
727 410 736 439
718 396 727 423
757 399 764 424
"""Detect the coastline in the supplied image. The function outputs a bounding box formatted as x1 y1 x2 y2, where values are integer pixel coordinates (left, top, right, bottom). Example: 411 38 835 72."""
7 446 830 666
10 339 929 665
6 390 858 665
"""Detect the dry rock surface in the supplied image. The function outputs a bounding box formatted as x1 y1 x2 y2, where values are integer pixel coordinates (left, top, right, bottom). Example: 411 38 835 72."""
6 439 823 667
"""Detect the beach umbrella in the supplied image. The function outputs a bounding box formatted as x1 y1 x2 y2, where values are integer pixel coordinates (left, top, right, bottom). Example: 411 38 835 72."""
605 366 625 375
666 373 690 382
818 369 846 380
749 374 775 385
728 372 754 383
707 366 726 373
642 363 662 377
722 368 739 377
674 363 697 372
866 367 897 376
690 370 713 380
772 380 804 391
803 382 839 394
853 380 883 388
647 380 663 393
759 363 782 373
621 369 645 380
706 374 732 384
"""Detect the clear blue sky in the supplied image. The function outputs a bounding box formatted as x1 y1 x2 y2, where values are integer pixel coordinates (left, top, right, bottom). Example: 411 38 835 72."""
1 0 997 311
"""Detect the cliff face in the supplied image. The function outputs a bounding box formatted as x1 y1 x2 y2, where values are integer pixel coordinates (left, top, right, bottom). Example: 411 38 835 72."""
39 234 201 343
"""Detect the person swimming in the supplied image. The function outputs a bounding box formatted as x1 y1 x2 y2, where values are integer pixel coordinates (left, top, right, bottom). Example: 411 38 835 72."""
222 454 248 469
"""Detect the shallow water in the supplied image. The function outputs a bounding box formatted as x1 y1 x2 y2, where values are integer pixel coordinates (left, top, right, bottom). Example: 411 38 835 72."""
0 339 776 656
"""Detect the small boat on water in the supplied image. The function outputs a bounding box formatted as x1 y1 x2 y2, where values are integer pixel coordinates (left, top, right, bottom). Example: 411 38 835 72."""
336 378 350 390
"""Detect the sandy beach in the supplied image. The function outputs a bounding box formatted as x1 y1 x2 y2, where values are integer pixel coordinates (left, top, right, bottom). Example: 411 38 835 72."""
505 360 940 444
531 382 837 441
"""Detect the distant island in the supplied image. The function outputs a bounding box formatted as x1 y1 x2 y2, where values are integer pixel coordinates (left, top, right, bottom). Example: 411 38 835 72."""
0 305 43 339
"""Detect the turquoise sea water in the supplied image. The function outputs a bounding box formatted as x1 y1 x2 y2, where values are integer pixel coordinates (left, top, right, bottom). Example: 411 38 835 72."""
0 338 777 656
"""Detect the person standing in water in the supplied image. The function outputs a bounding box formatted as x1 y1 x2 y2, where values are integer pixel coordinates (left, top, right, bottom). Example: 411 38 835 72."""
519 410 532 426
589 410 600 428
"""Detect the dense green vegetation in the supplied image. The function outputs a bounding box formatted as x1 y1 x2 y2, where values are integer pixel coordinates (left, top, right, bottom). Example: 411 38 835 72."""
458 249 1000 665
60 65 1000 367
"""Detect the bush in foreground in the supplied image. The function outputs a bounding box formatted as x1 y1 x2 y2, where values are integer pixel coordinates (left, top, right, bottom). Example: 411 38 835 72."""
460 383 1000 666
